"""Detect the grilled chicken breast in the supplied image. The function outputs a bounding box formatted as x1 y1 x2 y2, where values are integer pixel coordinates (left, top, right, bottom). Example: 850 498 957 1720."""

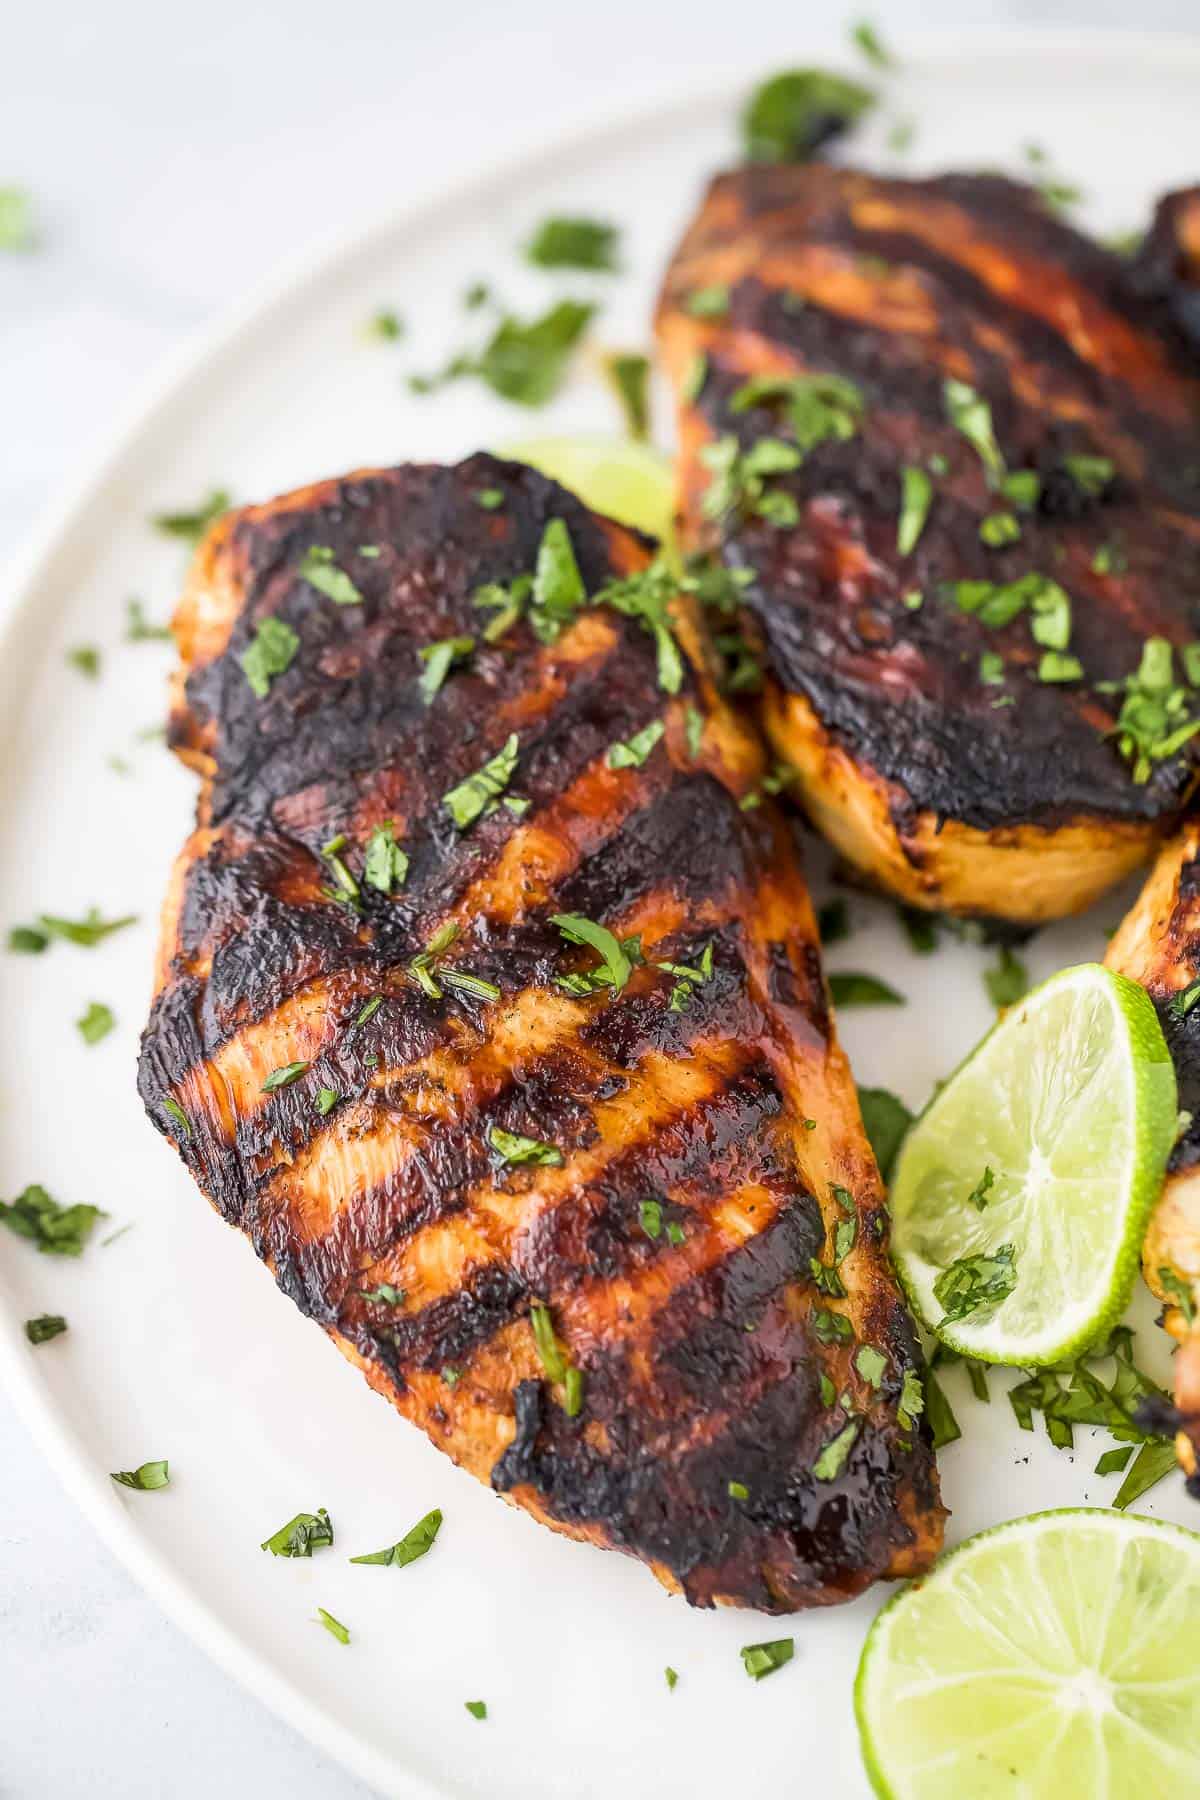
138 453 943 1610
657 164 1200 925
1106 824 1200 1492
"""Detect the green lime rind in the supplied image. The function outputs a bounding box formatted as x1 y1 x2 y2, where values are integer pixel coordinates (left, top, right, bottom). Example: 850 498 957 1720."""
497 436 675 546
855 1507 1200 1800
890 964 1176 1368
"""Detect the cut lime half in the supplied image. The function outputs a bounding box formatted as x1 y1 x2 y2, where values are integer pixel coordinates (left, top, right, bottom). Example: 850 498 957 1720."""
856 1508 1200 1799
499 435 675 546
890 963 1176 1366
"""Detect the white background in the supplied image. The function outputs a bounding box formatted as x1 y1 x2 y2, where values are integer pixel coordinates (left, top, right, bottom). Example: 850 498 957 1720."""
2 3 1198 1795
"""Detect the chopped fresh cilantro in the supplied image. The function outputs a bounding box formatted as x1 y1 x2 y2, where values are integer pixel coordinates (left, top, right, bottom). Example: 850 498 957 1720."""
241 615 299 697
152 489 230 544
67 645 101 679
592 559 684 694
35 909 137 948
731 371 864 457
363 821 408 894
315 1608 350 1645
1107 637 1200 783
526 216 618 271
531 519 586 641
488 1125 563 1170
933 1243 1017 1323
261 1507 333 1556
813 1420 859 1481
665 1221 686 1247
608 718 664 770
741 69 875 163
967 1167 995 1212
418 634 474 704
355 995 384 1027
1001 470 1041 510
472 572 532 644
810 1255 847 1298
315 1088 340 1117
1113 1439 1181 1509
8 925 48 954
1096 1445 1134 1477
76 1001 115 1045
685 285 730 319
300 545 363 607
851 20 893 67
443 734 520 829
857 1086 912 1181
262 1061 308 1093
1063 453 1114 496
364 309 403 341
604 352 650 439
984 945 1028 1009
897 1369 924 1431
828 971 905 1007
665 1666 679 1691
464 1700 487 1720
551 912 634 995
943 378 1005 484
1038 651 1083 683
125 598 171 641
0 188 34 250
728 1480 750 1501
897 465 932 555
350 1508 442 1566
529 1302 574 1393
476 299 596 406
24 1314 68 1345
811 1307 853 1345
740 1638 794 1681
924 1370 960 1447
474 487 504 510
681 352 707 404
979 650 1005 686
0 1184 104 1256
639 1199 664 1240
855 1344 887 1388
360 1283 405 1306
898 905 939 953
162 1097 190 1138
657 940 713 1013
111 1460 169 1491
980 511 1020 548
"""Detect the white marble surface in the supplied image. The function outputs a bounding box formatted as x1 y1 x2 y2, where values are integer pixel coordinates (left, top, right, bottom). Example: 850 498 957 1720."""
2 3 1197 1794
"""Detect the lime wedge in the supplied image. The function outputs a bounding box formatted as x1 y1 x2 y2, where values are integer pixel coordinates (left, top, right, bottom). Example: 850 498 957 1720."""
499 436 675 545
890 964 1176 1366
856 1508 1200 1799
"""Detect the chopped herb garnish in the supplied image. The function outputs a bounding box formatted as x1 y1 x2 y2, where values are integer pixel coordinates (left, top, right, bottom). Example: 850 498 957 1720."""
604 352 650 439
740 1638 794 1681
685 285 730 319
526 216 618 271
363 821 408 894
552 912 634 995
488 1125 563 1170
1159 1266 1196 1324
1096 1445 1134 1476
897 465 932 555
638 1199 663 1240
443 733 520 829
464 1700 488 1720
681 352 707 404
315 1088 339 1117
933 1243 1017 1323
810 1255 847 1298
76 1001 115 1045
0 1184 104 1256
1063 453 1114 497
1001 470 1041 510
262 1061 308 1093
364 309 404 341
33 909 138 948
665 1666 679 1691
924 1369 960 1447
472 572 532 644
967 1167 995 1211
1038 650 1083 683
897 1369 924 1431
943 378 1005 484
315 1608 350 1645
241 615 299 698
0 188 34 250
350 1508 443 1567
299 545 363 607
741 69 875 164
1114 1439 1181 1510
813 1420 859 1481
153 489 230 544
1107 637 1200 783
355 995 384 1027
608 719 665 771
530 1299 580 1408
811 1308 853 1345
855 1345 887 1388
261 1507 333 1557
657 940 713 1013
728 1480 750 1501
828 971 905 1007
731 371 865 457
162 1097 190 1138
665 1221 686 1247
531 518 586 641
125 598 171 641
984 945 1028 1009
24 1314 68 1345
418 634 474 704
474 487 504 510
360 1283 405 1306
8 925 47 954
857 1086 912 1181
67 645 101 679
901 588 923 611
478 299 596 407
979 650 1005 686
980 511 1020 548
111 1460 169 1491
592 559 684 694
851 20 893 67
817 897 851 944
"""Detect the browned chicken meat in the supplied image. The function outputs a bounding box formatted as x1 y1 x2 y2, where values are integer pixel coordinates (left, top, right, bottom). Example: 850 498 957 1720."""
1106 823 1200 1491
657 164 1200 925
137 453 944 1610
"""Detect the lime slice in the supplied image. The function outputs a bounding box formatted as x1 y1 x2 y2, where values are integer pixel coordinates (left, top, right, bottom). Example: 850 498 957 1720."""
856 1508 1200 1799
499 435 675 546
890 963 1176 1366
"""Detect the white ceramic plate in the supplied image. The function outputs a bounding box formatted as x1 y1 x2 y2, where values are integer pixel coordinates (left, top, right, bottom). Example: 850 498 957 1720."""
3 29 1199 1800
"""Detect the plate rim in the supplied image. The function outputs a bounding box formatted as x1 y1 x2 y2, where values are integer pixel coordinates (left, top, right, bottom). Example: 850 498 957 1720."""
4 25 1200 1798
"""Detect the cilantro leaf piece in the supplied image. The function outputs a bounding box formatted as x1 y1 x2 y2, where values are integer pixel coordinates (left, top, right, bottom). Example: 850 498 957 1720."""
857 1086 912 1181
350 1507 442 1566
551 913 633 995
111 1460 169 1491
741 69 875 163
364 308 404 341
851 20 893 67
37 910 137 948
125 598 172 641
363 821 409 894
526 216 618 271
67 644 101 680
531 519 586 641
24 1314 68 1345
897 1368 924 1430
240 616 299 698
152 489 230 544
443 734 520 830
488 1126 563 1169
1095 1445 1134 1476
478 299 596 407
855 1345 887 1388
828 971 905 1007
418 634 474 704
261 1507 333 1557
924 1370 960 1447
261 1061 308 1093
967 1167 995 1212
1113 1438 1180 1510
162 1097 190 1138
464 1700 488 1720
299 545 363 607
933 1244 1018 1323
8 925 48 954
315 1607 350 1645
76 1001 115 1045
943 378 1006 484
984 946 1028 1009
604 352 650 439
813 1420 859 1481
0 1185 104 1256
0 188 35 251
665 1667 679 1690
608 719 665 770
897 465 932 555
657 940 713 1012
811 1308 853 1345
592 559 684 694
739 1638 794 1680
315 1088 340 1117
360 1283 405 1306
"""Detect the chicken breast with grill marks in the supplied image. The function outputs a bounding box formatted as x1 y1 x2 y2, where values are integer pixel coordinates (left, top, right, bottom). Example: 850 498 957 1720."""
138 453 944 1611
657 164 1200 925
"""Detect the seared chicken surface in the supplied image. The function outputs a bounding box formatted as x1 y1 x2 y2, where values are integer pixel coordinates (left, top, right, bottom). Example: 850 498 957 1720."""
138 454 943 1610
1107 825 1200 1492
657 165 1200 924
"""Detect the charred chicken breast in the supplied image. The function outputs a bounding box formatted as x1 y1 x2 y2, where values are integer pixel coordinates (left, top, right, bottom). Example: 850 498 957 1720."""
657 164 1200 924
137 453 943 1610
